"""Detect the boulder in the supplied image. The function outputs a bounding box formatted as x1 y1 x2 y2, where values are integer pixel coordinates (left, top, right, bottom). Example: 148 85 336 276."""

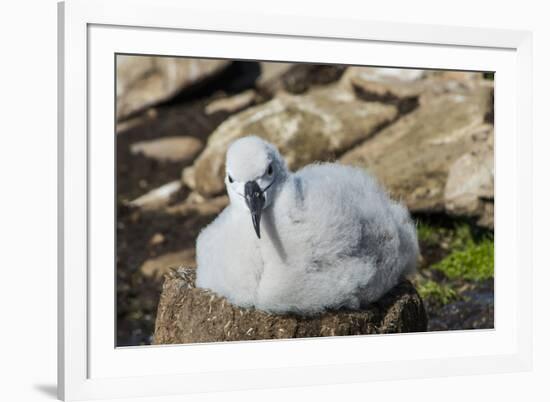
153 267 427 344
204 89 257 115
181 165 197 190
342 66 428 99
164 192 229 217
116 56 230 120
189 88 398 196
341 67 484 113
339 81 493 214
444 129 494 228
129 180 181 211
140 249 196 279
255 62 295 94
116 108 159 135
256 63 347 96
149 232 165 246
349 67 428 82
130 136 203 163
349 66 483 88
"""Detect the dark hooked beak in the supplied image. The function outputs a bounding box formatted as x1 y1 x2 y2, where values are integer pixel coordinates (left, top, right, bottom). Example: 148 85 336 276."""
244 181 265 239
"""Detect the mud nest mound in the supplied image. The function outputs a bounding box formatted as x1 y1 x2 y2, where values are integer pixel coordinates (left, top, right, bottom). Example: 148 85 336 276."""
153 267 427 344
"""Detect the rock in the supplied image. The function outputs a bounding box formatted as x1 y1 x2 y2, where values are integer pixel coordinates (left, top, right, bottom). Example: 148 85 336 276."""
352 67 427 82
341 67 425 113
257 63 347 96
476 202 494 229
342 67 484 114
116 108 159 135
116 56 230 120
343 66 427 89
129 180 181 211
181 165 196 189
427 279 494 331
130 136 203 163
435 70 485 82
116 99 232 202
339 82 493 214
164 191 228 217
255 62 295 94
444 130 494 227
149 232 165 246
204 90 257 115
153 267 427 344
140 250 196 278
189 88 398 196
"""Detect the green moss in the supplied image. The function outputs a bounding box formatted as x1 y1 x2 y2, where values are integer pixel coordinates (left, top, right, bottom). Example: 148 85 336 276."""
417 279 458 305
417 221 474 246
416 219 494 287
416 222 441 246
450 223 476 249
433 238 494 281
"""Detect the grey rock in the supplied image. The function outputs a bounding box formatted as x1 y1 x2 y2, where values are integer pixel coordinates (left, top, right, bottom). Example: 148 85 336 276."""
189 87 398 196
130 136 203 163
153 267 427 344
204 90 257 115
129 180 181 211
256 63 346 96
164 192 229 217
181 165 197 190
256 63 346 98
116 56 230 120
341 67 485 113
116 108 159 135
140 249 196 278
340 81 493 214
342 66 428 99
255 62 295 94
444 130 494 227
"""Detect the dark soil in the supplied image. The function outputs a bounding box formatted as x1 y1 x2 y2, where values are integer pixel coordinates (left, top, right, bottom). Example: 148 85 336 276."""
116 93 237 345
116 204 219 345
116 61 267 345
426 279 494 331
116 100 228 202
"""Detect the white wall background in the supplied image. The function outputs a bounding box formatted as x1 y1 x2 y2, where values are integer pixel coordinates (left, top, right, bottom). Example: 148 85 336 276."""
0 0 547 401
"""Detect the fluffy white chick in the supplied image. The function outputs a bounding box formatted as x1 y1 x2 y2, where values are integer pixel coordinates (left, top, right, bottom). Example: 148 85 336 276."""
196 136 418 315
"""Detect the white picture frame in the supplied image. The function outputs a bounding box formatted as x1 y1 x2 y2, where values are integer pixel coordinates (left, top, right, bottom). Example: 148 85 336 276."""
58 0 533 400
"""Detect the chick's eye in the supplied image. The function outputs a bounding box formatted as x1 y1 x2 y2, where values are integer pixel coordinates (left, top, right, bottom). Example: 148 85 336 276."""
267 164 273 176
228 175 234 183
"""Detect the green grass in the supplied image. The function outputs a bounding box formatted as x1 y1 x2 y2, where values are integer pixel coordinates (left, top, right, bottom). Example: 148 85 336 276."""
432 238 494 282
417 279 458 305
